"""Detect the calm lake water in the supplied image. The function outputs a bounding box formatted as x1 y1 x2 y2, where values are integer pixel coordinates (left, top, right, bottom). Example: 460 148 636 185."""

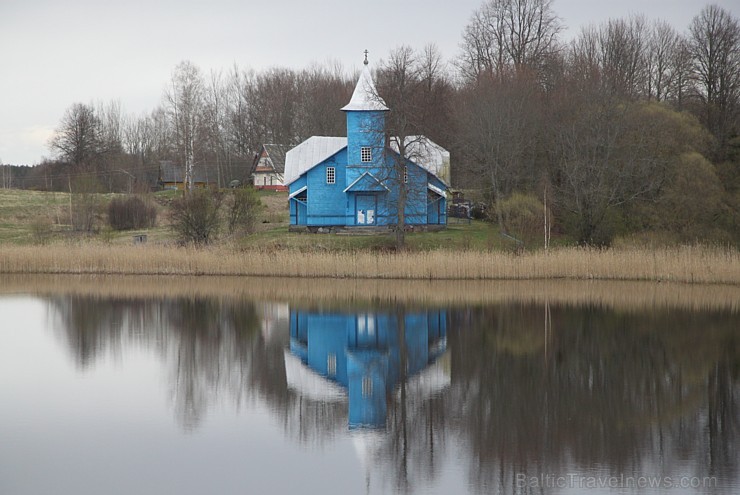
0 278 738 494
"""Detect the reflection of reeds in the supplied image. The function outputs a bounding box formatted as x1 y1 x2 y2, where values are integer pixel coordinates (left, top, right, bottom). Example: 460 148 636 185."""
0 244 738 284
2 274 738 312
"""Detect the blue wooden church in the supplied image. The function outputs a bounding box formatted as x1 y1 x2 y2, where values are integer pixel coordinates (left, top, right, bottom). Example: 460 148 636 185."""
284 57 450 230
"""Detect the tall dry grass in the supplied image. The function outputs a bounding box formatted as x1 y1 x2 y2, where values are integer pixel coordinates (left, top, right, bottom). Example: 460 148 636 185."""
1 275 738 312
0 243 738 284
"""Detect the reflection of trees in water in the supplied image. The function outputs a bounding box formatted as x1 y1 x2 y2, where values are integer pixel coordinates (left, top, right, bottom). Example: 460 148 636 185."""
49 295 348 438
343 305 738 494
50 295 262 428
49 296 738 493
49 295 165 368
446 305 739 494
161 297 261 429
376 389 449 494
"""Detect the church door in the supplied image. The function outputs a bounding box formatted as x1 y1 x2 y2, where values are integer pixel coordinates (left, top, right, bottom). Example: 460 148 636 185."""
356 195 376 225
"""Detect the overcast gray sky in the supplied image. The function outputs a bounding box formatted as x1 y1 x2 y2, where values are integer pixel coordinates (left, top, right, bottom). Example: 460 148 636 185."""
1 0 738 165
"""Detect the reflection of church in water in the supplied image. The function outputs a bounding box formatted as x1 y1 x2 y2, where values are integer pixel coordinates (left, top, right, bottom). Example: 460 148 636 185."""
285 309 449 428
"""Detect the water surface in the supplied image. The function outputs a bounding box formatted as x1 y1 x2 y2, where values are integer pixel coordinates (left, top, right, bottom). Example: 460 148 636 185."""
0 277 737 494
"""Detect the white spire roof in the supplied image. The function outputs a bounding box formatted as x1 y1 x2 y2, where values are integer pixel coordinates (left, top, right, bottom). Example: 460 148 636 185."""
341 64 388 112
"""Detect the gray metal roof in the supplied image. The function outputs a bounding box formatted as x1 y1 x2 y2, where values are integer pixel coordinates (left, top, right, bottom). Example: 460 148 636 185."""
391 136 451 186
284 137 347 185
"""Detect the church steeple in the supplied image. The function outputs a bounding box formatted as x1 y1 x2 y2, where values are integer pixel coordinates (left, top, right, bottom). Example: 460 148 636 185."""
341 52 388 112
342 52 388 187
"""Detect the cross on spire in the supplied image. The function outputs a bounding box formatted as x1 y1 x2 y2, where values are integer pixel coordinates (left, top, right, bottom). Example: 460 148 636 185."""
363 49 369 65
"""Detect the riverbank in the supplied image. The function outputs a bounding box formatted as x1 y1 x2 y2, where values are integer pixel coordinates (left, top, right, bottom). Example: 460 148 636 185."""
0 243 737 284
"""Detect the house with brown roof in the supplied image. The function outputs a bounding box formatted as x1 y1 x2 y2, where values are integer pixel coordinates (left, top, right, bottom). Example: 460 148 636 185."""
251 144 289 191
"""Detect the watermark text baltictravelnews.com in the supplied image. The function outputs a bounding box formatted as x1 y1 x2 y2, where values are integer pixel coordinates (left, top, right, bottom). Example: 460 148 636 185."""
516 473 717 490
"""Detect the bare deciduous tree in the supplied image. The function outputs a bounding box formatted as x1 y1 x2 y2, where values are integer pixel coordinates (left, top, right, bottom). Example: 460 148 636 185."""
646 20 681 102
458 0 562 81
0 159 11 189
224 66 256 160
294 63 352 142
569 15 649 99
49 102 102 169
689 5 740 156
599 15 649 99
247 68 299 147
376 46 452 248
457 70 541 232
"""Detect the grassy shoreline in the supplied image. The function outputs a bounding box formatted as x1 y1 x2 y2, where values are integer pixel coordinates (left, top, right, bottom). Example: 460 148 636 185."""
0 243 738 285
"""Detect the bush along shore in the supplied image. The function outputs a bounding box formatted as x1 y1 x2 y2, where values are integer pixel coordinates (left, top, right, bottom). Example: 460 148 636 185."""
0 244 738 285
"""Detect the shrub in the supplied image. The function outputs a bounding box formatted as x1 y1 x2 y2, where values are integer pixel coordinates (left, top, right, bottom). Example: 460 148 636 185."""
497 193 544 244
108 196 158 231
30 216 53 245
70 177 103 232
657 152 723 241
170 190 222 245
225 187 262 235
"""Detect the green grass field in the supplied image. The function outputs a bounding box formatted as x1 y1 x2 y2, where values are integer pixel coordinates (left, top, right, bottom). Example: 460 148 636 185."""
0 188 519 251
0 189 68 243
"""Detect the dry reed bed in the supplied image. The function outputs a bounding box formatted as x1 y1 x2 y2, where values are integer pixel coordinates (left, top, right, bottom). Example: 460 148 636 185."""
1 275 738 312
0 244 738 284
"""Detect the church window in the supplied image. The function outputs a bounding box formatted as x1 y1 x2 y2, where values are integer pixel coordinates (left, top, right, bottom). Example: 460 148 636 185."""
326 166 336 184
362 375 373 397
327 353 337 376
361 147 372 163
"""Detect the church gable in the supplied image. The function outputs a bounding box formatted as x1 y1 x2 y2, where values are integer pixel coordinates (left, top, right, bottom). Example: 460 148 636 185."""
344 171 390 193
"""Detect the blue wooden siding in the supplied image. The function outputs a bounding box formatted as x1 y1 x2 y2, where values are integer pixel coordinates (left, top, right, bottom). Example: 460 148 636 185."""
305 313 350 385
288 175 308 225
289 309 448 429
289 151 447 227
346 111 386 182
347 349 388 427
428 174 448 225
304 150 349 226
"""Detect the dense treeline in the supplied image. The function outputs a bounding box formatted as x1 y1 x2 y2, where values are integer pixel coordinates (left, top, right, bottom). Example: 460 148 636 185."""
2 1 739 246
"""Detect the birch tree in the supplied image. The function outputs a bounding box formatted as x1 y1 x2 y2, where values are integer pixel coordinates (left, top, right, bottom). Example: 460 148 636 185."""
0 160 11 189
165 61 206 192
